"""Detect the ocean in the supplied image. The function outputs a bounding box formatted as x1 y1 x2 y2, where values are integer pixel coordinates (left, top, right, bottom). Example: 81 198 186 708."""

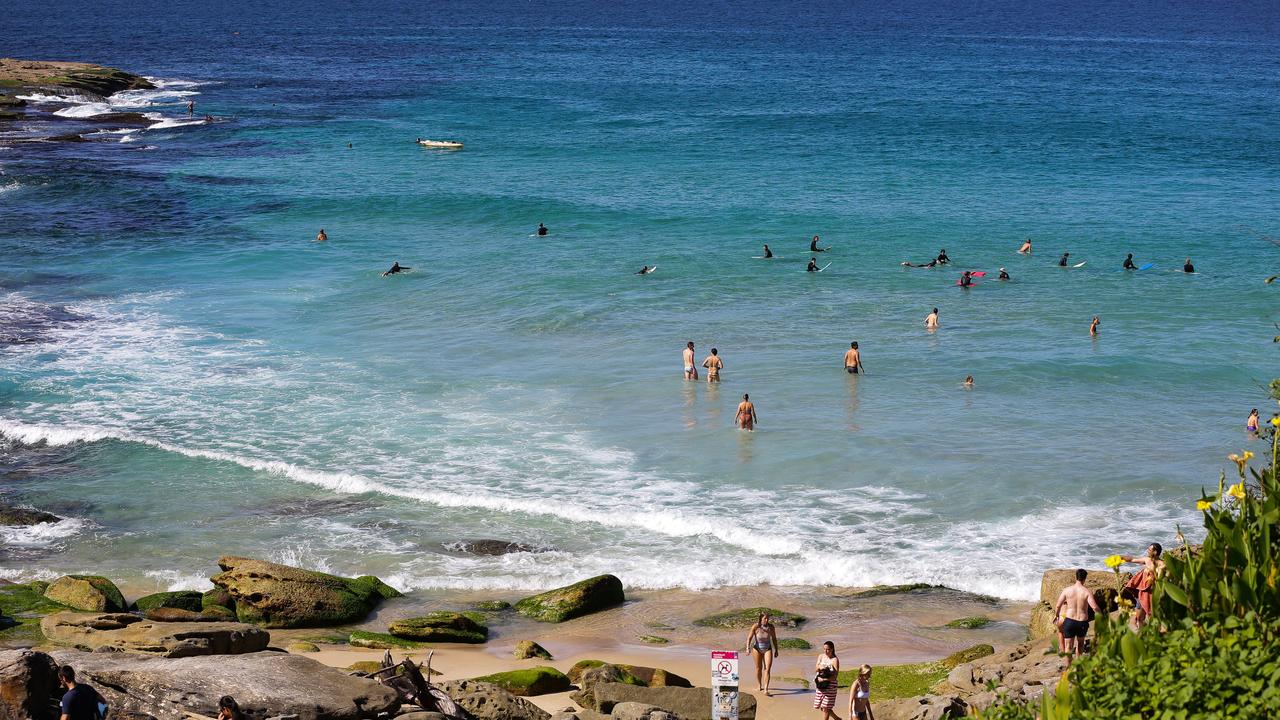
2 0 1278 601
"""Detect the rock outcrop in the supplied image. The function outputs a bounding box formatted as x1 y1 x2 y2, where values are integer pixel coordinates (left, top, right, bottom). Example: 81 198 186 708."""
439 679 550 720
691 607 805 629
470 666 571 696
580 683 756 720
0 505 61 526
0 59 153 97
210 556 401 628
514 575 625 623
49 649 400 720
143 607 235 623
40 611 270 657
1027 568 1130 640
513 640 553 659
43 575 127 613
389 612 488 643
0 649 59 720
132 591 203 613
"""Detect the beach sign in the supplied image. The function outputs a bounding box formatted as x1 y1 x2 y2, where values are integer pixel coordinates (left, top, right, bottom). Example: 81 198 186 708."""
711 650 739 720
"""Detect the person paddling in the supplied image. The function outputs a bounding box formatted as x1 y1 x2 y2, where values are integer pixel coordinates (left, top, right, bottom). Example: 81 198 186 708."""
636 265 654 275
382 261 410 276
1018 238 1032 254
537 223 548 236
1183 257 1195 273
315 229 327 242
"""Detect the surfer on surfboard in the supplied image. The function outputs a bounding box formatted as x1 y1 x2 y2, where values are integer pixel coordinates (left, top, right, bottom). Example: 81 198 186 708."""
763 244 773 258
1018 239 1032 254
1059 252 1071 267
807 257 820 272
382 261 410 276
999 267 1010 280
537 223 548 237
959 270 974 288
1183 257 1195 273
901 259 938 268
936 248 951 265
1123 254 1137 270
636 265 655 275
810 235 829 252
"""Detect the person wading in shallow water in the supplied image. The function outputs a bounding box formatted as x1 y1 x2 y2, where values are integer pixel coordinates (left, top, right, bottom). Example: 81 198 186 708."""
736 393 757 430
745 611 779 696
843 341 864 374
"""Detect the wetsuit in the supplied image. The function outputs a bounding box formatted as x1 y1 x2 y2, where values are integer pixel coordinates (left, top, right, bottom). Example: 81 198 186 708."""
1123 256 1136 270
1059 255 1070 267
537 226 548 236
998 270 1010 280
383 263 409 276
764 247 773 258
807 260 818 272
937 251 950 264
1183 262 1194 273
959 274 972 287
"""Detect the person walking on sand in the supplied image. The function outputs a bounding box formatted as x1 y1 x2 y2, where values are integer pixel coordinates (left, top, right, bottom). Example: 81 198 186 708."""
1248 408 1261 434
924 308 939 330
1018 238 1032 254
849 665 874 720
736 393 757 431
1090 315 1100 336
1054 569 1101 665
843 342 864 374
58 666 106 720
746 612 779 696
315 229 327 242
702 348 723 383
813 641 841 720
1121 543 1165 629
683 341 698 381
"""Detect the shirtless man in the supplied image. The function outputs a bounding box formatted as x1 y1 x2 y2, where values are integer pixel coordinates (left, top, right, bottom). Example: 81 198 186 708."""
924 308 939 330
702 348 723 383
736 393 757 430
1054 569 1101 664
843 342 863 374
316 229 327 242
1018 238 1032 254
683 341 698 381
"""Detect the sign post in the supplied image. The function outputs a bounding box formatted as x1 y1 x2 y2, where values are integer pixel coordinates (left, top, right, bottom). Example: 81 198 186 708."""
711 650 739 720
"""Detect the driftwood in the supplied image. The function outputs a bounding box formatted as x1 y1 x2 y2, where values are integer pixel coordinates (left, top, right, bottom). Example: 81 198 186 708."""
372 650 472 720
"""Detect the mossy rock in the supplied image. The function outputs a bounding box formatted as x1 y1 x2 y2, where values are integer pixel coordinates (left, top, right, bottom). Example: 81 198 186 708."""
514 574 624 623
849 583 938 598
349 630 426 650
44 576 126 612
473 600 511 612
778 637 812 650
941 643 994 668
638 635 669 644
644 621 675 631
472 666 571 696
513 640 552 659
133 591 204 613
567 660 642 686
692 607 805 629
201 588 235 614
143 607 236 622
0 506 60 526
567 659 607 683
944 616 992 629
388 612 488 643
287 641 320 652
211 556 401 629
0 582 70 644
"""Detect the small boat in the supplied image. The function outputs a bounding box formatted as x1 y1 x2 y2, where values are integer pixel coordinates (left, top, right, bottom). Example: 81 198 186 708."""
416 138 463 149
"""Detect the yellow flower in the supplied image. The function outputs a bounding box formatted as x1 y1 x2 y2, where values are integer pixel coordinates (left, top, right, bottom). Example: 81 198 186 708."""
1227 482 1247 501
1272 416 1280 427
1196 499 1213 511
1105 554 1124 569
1243 451 1255 462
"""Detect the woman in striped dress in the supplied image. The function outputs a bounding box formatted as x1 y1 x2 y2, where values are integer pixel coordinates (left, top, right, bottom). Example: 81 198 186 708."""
813 640 840 718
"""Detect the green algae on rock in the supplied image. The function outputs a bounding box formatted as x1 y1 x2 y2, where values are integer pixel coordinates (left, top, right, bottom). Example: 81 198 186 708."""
944 616 993 629
211 556 401 629
348 630 426 650
43 576 127 613
471 666 571 696
388 612 488 644
133 591 203 613
514 574 624 623
692 606 805 629
777 637 812 649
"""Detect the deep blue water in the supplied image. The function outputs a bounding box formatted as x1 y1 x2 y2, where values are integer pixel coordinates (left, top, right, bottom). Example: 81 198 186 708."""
1 0 1278 600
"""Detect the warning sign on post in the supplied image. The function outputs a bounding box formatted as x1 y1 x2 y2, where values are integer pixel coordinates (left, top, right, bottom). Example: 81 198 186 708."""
711 650 739 720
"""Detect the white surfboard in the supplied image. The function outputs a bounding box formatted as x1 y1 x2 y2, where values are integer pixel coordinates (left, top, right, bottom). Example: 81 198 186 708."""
1073 261 1087 268
752 256 784 259
638 266 657 275
806 263 832 273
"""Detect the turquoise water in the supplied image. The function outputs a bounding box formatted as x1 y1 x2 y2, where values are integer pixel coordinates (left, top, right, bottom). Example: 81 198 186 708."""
2 1 1279 600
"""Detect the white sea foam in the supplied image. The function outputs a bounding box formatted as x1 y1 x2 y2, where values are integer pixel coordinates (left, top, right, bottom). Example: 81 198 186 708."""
53 103 113 118
15 93 82 104
0 180 20 195
143 569 213 592
146 118 205 130
0 517 86 548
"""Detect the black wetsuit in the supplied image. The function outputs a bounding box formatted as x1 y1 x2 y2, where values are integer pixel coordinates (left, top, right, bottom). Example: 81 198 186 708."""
936 251 950 264
1184 262 1194 273
1059 255 1070 267
537 226 548 236
763 247 773 258
1123 256 1136 270
383 263 409 276
959 274 972 287
807 260 819 272
999 270 1010 280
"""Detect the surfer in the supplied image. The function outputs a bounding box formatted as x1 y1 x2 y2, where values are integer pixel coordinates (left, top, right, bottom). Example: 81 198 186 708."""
1018 238 1032 254
998 267 1010 280
683 341 698 381
1183 257 1195 273
537 223 548 237
807 257 819 272
959 271 973 288
736 393 757 431
842 342 864 374
925 308 939 330
702 348 723 383
315 229 327 242
382 261 409 276
636 266 654 275
1059 252 1070 267
1123 253 1137 270
763 244 773 259
901 259 937 268
187 100 194 116
810 235 826 252
936 248 951 265
1090 315 1100 336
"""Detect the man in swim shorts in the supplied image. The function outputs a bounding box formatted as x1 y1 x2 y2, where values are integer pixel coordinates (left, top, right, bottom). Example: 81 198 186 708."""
702 348 723 382
1054 568 1101 665
683 341 698 381
843 342 863 374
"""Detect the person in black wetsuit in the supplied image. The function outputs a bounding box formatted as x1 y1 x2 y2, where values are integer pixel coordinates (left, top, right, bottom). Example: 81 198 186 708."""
537 223 548 236
901 259 937 268
763 244 773 258
1183 257 1195 273
810 235 827 252
807 257 819 272
959 270 973 288
1123 253 1137 270
382 261 410 276
1059 252 1071 267
936 248 951 265
636 265 654 275
998 267 1010 280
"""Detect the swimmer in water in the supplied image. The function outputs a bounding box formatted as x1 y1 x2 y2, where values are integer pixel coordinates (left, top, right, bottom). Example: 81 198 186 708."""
187 100 195 116
1090 315 1100 336
1018 238 1032 254
736 393 757 431
702 348 723 383
763 244 773 258
1123 253 1137 270
843 342 863 374
807 257 819 272
636 265 654 275
998 267 1010 280
964 375 974 387
1059 252 1071 267
925 307 939 330
1183 257 1195 273
382 261 410 276
901 259 938 268
315 229 327 242
683 341 698 381
936 248 951 265
1247 408 1260 434
810 235 826 252
959 270 973 288
537 223 548 236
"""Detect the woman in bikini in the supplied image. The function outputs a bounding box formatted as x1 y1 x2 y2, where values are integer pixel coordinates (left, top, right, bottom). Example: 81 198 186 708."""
849 664 874 720
745 612 779 696
1122 542 1165 629
813 641 841 719
736 394 757 431
1247 408 1260 434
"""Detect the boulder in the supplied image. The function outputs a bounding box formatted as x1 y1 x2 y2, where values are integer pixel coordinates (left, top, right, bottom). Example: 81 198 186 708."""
587 683 756 720
637 635 668 645
133 591 203 613
210 556 401 628
618 666 690 689
691 607 804 629
0 648 59 720
388 612 487 644
1039 569 1129 610
452 539 542 556
513 640 552 660
941 644 994 668
44 576 127 612
874 695 969 720
570 665 645 707
0 505 61 526
49 649 400 720
473 600 511 612
348 631 425 650
287 641 320 653
514 575 625 623
41 612 270 657
943 616 991 629
144 607 234 623
439 679 550 720
201 588 235 612
471 666 571 696
395 714 449 720
1027 602 1057 640
608 703 667 720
